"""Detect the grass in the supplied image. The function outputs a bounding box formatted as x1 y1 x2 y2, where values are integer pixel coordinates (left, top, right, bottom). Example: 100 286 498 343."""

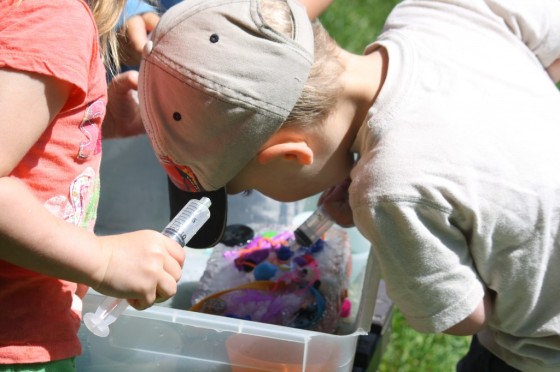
319 2 471 371
320 0 399 54
379 309 470 371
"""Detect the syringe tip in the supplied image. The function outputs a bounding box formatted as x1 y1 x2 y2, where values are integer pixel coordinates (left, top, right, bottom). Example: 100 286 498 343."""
200 197 212 208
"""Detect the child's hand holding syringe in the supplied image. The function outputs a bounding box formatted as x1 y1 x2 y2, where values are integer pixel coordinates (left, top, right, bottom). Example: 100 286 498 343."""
85 197 212 337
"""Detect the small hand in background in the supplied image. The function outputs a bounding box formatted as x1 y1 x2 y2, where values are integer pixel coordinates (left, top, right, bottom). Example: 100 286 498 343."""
103 70 144 138
318 177 354 228
118 12 160 68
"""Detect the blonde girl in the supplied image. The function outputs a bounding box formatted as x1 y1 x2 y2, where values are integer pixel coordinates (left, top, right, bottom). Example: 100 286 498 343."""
0 1 185 370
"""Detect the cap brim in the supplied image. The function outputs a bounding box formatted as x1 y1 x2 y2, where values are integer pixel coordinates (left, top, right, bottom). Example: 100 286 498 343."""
168 178 227 248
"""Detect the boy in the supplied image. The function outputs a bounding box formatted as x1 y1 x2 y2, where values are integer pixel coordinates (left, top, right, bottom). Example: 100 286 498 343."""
95 0 334 241
138 0 560 370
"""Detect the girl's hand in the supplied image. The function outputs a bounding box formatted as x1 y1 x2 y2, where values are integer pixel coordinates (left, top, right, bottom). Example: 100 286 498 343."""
94 230 186 310
318 177 354 228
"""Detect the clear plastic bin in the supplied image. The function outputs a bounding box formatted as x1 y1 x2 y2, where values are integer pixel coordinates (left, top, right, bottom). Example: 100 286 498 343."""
78 194 379 371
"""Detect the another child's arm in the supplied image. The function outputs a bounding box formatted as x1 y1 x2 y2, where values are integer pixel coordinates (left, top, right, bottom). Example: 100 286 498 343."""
117 0 159 68
0 69 185 310
321 177 492 336
103 70 145 138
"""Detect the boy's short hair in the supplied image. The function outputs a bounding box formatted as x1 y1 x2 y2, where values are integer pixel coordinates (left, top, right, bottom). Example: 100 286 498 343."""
287 21 343 128
139 0 314 247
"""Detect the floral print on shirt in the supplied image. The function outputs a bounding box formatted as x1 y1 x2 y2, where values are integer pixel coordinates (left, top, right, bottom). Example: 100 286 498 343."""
77 99 104 160
43 167 100 230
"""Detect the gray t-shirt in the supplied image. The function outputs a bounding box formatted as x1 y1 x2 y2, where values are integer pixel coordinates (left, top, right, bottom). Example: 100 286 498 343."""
350 0 560 370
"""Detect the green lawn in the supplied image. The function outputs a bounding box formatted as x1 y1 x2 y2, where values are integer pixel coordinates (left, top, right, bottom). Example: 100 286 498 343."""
320 0 399 54
379 310 470 371
319 2 471 370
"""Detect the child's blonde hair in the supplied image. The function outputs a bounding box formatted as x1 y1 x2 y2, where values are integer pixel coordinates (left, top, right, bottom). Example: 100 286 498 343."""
260 0 343 128
90 0 127 74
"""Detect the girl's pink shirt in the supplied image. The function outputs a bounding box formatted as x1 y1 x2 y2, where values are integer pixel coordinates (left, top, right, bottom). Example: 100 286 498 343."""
0 0 107 363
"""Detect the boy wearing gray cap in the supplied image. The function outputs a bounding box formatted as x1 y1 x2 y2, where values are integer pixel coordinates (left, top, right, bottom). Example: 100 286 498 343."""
138 0 560 370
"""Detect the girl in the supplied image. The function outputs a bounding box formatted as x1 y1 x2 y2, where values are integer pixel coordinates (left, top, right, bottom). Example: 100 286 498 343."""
0 1 185 370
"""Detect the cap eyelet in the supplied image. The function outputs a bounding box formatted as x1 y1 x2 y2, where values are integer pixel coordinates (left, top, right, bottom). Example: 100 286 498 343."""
173 112 182 121
209 34 219 43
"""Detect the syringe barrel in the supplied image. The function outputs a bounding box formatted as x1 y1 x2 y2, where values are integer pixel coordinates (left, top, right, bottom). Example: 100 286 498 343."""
294 206 334 246
84 197 212 337
162 197 211 246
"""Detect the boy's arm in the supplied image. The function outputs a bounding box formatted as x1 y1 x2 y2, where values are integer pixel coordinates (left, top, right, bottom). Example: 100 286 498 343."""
353 201 487 335
443 291 493 336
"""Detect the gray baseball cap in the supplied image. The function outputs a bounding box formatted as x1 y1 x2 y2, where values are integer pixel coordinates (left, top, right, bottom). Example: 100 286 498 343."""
139 0 314 247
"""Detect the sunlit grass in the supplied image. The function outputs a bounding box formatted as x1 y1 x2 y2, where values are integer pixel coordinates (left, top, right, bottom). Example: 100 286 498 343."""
320 0 400 54
379 309 470 371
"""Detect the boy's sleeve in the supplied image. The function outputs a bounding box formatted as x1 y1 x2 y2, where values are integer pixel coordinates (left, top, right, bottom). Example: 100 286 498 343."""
486 0 560 67
353 200 485 334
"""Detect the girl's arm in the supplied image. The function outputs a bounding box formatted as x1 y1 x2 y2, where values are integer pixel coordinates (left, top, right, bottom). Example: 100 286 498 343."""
0 69 184 309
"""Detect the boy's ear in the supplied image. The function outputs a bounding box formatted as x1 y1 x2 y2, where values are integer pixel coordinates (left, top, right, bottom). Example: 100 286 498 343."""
257 141 313 165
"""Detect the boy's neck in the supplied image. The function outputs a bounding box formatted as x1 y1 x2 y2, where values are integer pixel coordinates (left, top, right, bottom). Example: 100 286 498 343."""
338 46 388 150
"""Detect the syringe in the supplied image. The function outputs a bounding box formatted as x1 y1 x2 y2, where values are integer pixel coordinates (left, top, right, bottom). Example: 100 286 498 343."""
84 197 212 337
293 205 334 247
